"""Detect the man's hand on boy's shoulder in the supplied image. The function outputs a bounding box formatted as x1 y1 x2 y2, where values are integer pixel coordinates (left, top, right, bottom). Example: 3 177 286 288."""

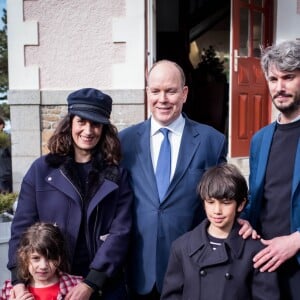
237 218 260 239
253 232 300 272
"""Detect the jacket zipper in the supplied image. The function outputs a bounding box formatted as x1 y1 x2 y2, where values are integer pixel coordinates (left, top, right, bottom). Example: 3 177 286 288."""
60 169 93 259
93 205 99 253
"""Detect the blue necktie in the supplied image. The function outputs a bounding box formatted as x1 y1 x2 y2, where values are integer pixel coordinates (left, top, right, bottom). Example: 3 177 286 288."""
156 128 171 201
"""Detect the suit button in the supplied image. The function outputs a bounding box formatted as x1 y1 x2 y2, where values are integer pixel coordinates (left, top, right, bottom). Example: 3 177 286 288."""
200 269 207 277
225 272 232 280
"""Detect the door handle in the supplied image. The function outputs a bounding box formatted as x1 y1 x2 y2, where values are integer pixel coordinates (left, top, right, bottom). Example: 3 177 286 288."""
234 49 240 72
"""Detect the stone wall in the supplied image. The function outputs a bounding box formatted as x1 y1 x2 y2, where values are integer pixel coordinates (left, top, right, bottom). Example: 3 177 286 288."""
41 105 68 154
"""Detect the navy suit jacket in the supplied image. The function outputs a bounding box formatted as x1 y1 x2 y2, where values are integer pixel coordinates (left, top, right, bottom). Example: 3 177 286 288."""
119 115 227 294
243 121 300 264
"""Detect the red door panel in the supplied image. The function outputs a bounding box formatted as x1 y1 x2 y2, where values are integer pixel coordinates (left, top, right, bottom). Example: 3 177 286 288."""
231 0 273 157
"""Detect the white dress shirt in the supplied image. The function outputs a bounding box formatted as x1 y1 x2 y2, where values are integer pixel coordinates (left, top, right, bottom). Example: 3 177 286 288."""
150 114 185 181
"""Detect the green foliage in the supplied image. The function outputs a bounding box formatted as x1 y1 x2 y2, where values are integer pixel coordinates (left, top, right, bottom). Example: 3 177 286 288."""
0 102 10 119
0 192 17 214
0 131 10 148
196 45 227 83
0 9 8 99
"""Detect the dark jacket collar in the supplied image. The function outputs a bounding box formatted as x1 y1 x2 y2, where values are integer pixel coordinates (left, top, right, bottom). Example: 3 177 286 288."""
188 219 245 268
45 152 120 199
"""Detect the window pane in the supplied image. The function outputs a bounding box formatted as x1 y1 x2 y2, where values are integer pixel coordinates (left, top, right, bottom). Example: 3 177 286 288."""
253 11 263 57
239 8 249 56
253 0 263 7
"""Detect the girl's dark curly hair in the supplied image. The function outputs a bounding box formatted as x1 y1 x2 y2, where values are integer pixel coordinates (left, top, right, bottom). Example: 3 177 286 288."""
47 114 121 165
17 222 70 282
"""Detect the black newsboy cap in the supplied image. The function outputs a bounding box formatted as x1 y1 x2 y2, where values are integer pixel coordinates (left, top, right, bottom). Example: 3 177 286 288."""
67 88 112 124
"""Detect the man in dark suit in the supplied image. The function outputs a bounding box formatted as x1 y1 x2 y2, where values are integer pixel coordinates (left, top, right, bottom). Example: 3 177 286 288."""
120 60 249 299
119 59 227 299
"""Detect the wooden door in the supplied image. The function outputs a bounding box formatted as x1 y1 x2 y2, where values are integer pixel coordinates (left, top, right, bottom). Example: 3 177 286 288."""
230 0 273 157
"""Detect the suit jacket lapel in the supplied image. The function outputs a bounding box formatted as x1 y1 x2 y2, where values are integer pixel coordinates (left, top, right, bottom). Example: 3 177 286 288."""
136 119 160 202
166 118 201 198
137 117 202 204
292 137 300 196
255 123 276 187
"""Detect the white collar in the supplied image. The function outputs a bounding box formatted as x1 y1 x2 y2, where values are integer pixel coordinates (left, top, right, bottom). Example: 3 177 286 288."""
277 113 300 124
150 114 185 136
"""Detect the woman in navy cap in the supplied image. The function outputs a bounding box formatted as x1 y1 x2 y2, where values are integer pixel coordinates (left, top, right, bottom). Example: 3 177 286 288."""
7 88 133 300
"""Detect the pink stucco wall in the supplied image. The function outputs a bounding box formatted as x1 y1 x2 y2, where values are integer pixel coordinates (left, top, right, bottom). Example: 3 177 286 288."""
24 0 126 89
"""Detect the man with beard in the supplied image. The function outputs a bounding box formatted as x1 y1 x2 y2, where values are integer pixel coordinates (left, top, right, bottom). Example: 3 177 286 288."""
243 40 300 299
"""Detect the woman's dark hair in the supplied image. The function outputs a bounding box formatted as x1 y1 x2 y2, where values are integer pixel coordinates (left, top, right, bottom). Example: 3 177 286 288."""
47 114 121 165
197 163 248 207
17 222 70 282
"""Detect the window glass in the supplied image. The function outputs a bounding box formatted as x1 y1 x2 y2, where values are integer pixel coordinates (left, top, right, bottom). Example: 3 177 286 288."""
253 0 263 7
239 7 249 56
253 11 263 57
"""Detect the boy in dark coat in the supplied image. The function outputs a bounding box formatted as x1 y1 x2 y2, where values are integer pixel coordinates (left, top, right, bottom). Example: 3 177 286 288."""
161 163 279 300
